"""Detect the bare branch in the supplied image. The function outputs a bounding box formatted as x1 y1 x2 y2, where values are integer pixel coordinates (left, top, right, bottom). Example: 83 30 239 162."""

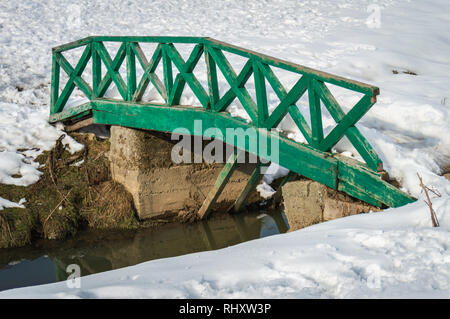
417 173 439 227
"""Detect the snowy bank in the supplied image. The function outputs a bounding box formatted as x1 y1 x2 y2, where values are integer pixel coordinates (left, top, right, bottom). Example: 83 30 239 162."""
1 198 450 298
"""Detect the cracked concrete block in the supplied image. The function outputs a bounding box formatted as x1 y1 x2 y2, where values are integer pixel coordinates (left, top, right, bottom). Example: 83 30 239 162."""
281 180 326 231
282 179 380 232
109 126 259 219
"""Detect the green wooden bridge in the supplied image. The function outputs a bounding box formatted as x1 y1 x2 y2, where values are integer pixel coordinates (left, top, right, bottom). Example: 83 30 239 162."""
49 36 415 218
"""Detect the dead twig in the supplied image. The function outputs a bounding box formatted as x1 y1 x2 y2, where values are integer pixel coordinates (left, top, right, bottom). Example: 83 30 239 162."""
47 134 66 184
426 186 441 198
43 189 72 227
92 150 106 162
417 173 440 227
59 151 84 167
0 212 13 240
46 155 56 185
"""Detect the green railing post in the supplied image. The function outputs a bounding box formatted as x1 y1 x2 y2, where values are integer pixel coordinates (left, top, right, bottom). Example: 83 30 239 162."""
308 78 324 147
162 44 173 103
92 40 101 98
97 42 127 100
253 60 268 127
132 43 165 102
50 52 60 115
205 48 219 110
126 42 137 101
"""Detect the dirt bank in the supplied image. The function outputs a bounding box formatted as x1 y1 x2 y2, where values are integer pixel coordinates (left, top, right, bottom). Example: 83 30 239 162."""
0 127 386 249
0 129 274 249
0 132 172 249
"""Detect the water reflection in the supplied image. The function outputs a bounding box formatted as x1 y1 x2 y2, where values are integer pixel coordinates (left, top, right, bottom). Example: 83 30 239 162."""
0 209 289 292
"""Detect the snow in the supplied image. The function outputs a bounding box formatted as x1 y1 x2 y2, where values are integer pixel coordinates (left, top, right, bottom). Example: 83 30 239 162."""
2 198 450 298
0 102 82 209
256 182 276 199
0 197 26 211
0 103 82 187
0 0 449 298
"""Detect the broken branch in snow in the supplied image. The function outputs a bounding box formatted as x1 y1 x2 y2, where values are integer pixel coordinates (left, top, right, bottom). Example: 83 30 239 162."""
417 173 440 227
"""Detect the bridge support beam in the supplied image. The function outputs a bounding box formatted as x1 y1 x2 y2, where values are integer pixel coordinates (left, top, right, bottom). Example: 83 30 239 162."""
232 161 263 213
197 152 241 220
90 99 416 209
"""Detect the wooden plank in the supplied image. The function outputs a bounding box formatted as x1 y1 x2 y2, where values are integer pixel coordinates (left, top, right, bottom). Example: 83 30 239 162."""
253 61 268 126
345 127 383 172
197 152 240 219
168 74 186 106
95 41 128 100
314 80 382 171
164 44 208 107
162 45 173 99
64 117 94 132
334 153 381 178
309 78 324 147
92 42 101 98
214 60 253 112
337 180 383 207
67 110 93 122
205 49 219 110
54 46 92 113
56 50 93 99
50 53 60 114
52 36 93 53
205 37 379 96
337 158 416 207
263 75 308 129
96 42 127 98
53 36 379 96
258 62 287 99
207 46 258 123
91 99 339 189
319 94 375 151
233 162 263 212
132 44 166 102
131 42 149 68
92 36 207 44
258 62 312 143
126 42 136 101
49 102 92 123
287 105 313 145
279 171 296 188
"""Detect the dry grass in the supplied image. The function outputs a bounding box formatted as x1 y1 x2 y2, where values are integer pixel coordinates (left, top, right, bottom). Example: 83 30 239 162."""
0 130 140 248
81 181 138 229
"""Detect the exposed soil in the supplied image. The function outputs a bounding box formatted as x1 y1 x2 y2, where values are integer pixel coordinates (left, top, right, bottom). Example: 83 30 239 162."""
0 132 177 249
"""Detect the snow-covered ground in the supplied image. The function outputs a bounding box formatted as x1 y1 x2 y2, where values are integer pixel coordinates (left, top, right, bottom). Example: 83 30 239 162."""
2 201 450 298
0 0 449 298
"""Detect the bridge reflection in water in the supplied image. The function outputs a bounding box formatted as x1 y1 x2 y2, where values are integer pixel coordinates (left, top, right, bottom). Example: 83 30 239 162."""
0 209 289 290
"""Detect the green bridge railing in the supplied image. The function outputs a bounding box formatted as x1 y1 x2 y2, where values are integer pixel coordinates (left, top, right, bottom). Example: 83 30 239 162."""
49 36 415 214
51 36 381 171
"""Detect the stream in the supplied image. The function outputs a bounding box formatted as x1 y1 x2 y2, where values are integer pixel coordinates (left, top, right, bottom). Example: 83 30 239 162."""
0 209 289 292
